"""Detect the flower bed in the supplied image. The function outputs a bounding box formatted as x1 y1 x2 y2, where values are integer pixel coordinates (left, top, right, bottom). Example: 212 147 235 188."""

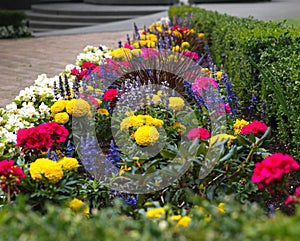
0 14 300 240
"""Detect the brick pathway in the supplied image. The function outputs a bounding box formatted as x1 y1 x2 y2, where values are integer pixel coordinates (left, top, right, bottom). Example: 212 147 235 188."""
0 31 128 107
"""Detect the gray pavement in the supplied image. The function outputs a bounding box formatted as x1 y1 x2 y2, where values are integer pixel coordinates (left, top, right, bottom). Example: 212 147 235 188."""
0 0 299 107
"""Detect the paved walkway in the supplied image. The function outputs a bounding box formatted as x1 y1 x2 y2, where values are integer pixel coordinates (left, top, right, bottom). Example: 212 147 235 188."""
0 0 299 107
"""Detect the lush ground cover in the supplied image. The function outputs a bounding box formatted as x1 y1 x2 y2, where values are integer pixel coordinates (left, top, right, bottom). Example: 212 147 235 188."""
1 8 300 240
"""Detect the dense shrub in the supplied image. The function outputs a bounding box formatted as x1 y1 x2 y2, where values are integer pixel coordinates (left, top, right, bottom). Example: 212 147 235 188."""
0 195 300 241
169 6 300 158
0 10 31 38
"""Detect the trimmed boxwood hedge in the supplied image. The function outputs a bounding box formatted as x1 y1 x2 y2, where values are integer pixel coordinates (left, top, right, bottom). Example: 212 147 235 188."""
169 6 300 159
0 10 31 38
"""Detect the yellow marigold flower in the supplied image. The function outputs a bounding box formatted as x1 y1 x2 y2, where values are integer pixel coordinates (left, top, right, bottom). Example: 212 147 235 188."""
142 115 164 127
198 33 205 38
146 41 156 48
68 198 90 217
215 71 223 79
54 112 69 124
204 214 212 223
209 134 237 146
148 34 158 41
30 158 63 184
87 85 94 92
185 29 195 35
173 122 186 134
201 68 210 75
58 157 79 171
146 207 165 219
172 45 181 52
218 202 225 214
50 100 67 114
66 99 90 117
95 89 103 95
131 49 142 56
176 216 192 227
152 94 161 105
98 108 109 116
140 34 147 40
170 215 182 221
109 47 131 59
173 30 182 39
134 125 159 146
234 119 249 134
169 97 185 111
120 116 131 130
181 41 190 49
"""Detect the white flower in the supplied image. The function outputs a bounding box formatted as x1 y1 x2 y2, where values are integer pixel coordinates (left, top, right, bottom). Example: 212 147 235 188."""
6 102 17 111
39 102 50 115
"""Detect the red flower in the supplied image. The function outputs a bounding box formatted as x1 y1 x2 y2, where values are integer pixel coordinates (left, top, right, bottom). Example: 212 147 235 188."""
103 88 119 101
78 69 89 81
16 122 68 152
187 128 211 141
71 67 80 75
0 160 26 193
251 153 300 189
284 195 298 205
240 120 268 137
81 62 97 69
295 186 300 197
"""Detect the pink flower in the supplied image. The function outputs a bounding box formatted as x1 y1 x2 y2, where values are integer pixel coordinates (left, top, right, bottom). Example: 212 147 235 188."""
171 25 180 31
240 120 268 137
295 186 300 197
192 76 219 95
141 48 159 60
103 88 119 101
251 153 300 189
187 128 211 141
123 42 134 50
182 51 199 60
284 195 298 205
78 69 89 81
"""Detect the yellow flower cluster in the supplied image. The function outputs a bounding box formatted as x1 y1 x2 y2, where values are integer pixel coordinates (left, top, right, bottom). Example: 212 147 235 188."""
218 202 225 214
50 100 68 114
170 215 192 227
109 47 131 60
54 112 69 124
50 99 91 123
120 114 164 131
68 198 90 217
97 108 109 116
58 157 79 171
168 97 185 111
233 119 249 134
172 122 186 134
209 134 237 146
30 158 64 184
66 99 91 117
146 207 165 219
134 125 160 146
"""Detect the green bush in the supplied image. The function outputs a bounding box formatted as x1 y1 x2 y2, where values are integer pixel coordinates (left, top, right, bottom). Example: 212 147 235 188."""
0 10 31 38
1 195 300 241
169 6 300 159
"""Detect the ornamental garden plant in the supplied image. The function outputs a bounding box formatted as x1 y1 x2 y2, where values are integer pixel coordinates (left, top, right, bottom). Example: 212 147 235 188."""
0 11 300 240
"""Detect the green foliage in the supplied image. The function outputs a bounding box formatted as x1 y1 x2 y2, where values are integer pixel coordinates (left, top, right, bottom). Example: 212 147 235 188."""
1 195 300 241
169 6 300 159
0 10 31 38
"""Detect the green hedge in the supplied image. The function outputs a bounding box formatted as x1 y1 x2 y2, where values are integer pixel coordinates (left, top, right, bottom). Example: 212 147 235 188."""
0 10 31 38
0 196 300 241
169 6 300 159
